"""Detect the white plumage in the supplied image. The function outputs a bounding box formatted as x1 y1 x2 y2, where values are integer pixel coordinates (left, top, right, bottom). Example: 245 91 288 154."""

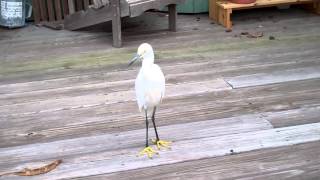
132 43 165 114
129 43 170 158
135 60 165 113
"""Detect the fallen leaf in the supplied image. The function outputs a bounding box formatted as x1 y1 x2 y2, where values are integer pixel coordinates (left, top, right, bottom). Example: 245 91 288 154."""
0 160 62 177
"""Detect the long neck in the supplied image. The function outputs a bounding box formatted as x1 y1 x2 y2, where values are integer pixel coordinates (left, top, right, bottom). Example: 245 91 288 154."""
141 51 155 68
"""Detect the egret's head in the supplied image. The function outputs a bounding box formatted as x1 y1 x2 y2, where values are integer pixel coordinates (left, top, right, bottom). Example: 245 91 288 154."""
129 43 154 66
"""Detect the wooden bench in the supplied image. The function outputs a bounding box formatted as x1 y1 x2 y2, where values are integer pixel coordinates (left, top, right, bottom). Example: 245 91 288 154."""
64 0 185 47
209 0 320 30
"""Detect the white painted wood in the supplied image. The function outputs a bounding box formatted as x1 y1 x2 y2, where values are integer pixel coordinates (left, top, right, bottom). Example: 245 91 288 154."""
0 79 231 117
1 123 320 179
226 66 320 88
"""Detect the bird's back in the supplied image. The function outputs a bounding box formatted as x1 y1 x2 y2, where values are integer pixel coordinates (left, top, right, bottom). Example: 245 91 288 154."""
135 64 165 112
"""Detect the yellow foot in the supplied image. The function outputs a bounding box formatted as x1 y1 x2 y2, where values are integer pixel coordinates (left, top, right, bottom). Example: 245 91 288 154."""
153 139 172 150
139 146 158 158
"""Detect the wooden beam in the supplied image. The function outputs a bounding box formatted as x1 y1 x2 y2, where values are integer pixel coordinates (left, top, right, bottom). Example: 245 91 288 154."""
111 0 122 48
168 4 177 31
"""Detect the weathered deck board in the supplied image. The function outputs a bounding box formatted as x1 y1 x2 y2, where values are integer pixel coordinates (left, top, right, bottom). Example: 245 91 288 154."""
1 45 319 95
226 66 320 88
84 141 320 180
0 79 231 116
0 114 272 165
1 12 320 84
1 123 320 179
264 106 320 128
1 78 320 148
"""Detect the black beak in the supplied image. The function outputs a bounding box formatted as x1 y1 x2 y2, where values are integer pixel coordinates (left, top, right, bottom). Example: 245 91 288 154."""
128 54 140 66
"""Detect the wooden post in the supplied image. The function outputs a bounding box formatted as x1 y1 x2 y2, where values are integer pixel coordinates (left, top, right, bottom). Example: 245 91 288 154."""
54 0 63 21
209 0 219 22
225 9 232 30
32 0 41 24
111 0 122 48
168 4 177 32
68 0 75 14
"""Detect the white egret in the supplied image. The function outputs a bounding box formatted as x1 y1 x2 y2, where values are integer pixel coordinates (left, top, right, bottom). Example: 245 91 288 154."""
129 43 171 158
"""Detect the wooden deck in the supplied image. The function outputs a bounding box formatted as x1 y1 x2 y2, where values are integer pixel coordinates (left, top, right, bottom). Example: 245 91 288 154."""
1 7 320 179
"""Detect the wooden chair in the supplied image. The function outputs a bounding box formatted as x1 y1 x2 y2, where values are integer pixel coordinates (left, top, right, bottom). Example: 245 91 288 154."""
64 0 186 47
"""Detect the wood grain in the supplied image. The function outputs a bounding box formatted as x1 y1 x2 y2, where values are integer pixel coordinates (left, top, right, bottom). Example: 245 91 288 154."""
47 0 56 21
54 0 63 21
0 114 272 164
1 123 320 179
81 141 320 180
1 78 320 148
226 66 320 89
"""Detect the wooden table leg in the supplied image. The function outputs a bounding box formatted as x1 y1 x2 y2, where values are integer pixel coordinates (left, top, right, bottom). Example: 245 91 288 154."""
209 0 219 22
219 7 232 30
168 4 177 32
111 0 122 48
225 9 232 30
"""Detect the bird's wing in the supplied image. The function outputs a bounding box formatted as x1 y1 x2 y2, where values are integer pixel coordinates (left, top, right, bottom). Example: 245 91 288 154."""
135 65 165 112
135 69 145 112
152 64 165 101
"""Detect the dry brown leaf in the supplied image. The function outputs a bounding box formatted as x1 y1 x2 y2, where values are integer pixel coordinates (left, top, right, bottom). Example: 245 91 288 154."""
0 160 62 177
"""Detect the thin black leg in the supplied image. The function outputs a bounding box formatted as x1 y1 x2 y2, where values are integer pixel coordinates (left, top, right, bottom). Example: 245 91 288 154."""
145 110 149 147
151 107 160 141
